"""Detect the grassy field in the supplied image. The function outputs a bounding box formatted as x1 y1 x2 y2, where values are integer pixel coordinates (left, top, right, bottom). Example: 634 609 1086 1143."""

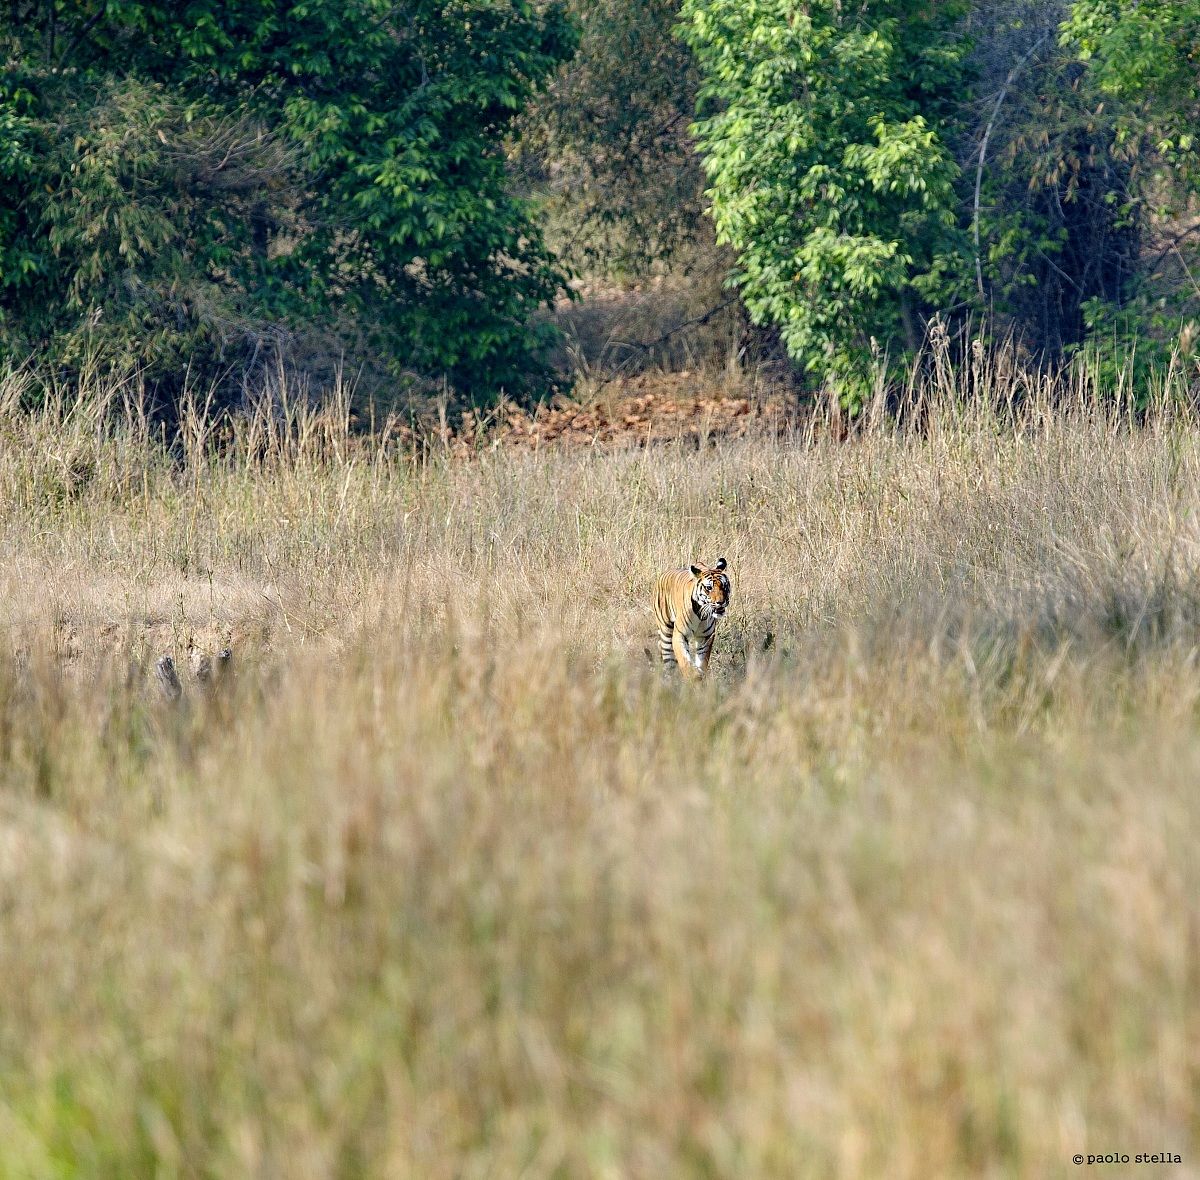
1 362 1199 1178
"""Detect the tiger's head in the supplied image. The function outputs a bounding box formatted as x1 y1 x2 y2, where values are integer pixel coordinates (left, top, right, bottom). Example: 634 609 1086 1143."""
689 557 731 620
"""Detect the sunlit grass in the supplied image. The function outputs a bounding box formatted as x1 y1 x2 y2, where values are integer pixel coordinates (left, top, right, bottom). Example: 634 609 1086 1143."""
1 357 1198 1177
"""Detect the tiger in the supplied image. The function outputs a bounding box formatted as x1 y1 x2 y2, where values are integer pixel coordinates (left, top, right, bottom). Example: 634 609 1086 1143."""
653 557 731 679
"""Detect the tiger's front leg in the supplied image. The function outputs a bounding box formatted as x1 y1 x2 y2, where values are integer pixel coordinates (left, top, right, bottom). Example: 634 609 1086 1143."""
671 627 701 680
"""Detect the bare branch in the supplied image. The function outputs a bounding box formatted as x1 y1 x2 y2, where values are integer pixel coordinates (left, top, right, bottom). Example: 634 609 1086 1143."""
58 7 104 70
974 32 1051 301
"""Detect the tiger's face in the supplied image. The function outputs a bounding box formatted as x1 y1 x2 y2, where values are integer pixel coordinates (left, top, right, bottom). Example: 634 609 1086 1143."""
689 557 731 620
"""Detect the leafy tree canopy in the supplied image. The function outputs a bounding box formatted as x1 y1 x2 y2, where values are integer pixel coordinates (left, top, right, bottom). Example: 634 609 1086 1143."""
518 0 706 277
1060 0 1200 387
0 0 576 405
1064 0 1200 151
679 0 972 405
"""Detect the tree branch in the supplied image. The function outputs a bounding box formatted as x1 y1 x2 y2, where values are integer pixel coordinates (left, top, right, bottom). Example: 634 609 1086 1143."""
615 294 739 357
974 31 1051 301
1148 222 1200 275
58 7 104 70
585 294 742 392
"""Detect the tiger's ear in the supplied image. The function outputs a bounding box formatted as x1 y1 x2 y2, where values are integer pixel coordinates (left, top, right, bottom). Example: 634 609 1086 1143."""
715 557 727 572
690 563 703 577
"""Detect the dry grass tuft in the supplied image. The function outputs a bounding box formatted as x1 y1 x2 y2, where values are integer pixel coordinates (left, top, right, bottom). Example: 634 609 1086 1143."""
2 356 1199 1177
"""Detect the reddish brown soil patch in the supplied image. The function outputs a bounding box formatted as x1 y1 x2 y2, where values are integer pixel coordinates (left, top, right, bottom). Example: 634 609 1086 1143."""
414 373 800 456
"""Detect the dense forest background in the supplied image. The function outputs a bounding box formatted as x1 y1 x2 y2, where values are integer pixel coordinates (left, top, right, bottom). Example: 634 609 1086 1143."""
1 0 1198 411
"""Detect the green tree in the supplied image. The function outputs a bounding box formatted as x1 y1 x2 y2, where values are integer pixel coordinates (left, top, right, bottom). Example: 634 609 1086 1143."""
1060 0 1200 387
962 4 1143 356
1064 0 1200 173
679 0 971 405
518 0 707 277
0 1 576 405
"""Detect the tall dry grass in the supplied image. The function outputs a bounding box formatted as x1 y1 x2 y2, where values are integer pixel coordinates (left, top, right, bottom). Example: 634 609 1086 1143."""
1 355 1199 1178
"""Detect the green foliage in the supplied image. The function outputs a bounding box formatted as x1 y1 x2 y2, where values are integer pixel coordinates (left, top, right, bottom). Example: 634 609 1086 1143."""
518 0 707 277
1067 295 1200 403
0 1 576 405
1064 0 1200 183
679 0 972 406
1058 0 1200 384
1 72 301 393
963 8 1145 356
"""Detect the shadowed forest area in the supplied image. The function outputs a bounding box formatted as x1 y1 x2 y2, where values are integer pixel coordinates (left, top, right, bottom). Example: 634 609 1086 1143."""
3 3 1200 1178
